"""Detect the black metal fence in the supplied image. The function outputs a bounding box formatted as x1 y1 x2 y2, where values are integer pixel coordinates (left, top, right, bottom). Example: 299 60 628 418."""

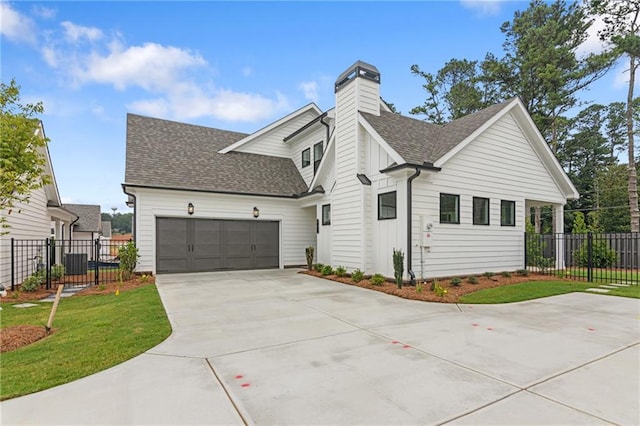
9 238 126 291
525 232 640 285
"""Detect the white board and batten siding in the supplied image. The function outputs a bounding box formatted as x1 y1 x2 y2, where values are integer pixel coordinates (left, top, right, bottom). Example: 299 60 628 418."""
411 112 567 278
234 110 319 158
132 187 315 273
0 187 51 286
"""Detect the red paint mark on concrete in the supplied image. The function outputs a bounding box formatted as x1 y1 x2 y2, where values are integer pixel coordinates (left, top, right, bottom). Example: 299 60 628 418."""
403 345 411 349
241 383 251 388
472 323 479 327
588 328 595 331
235 375 244 379
487 327 493 331
391 341 399 344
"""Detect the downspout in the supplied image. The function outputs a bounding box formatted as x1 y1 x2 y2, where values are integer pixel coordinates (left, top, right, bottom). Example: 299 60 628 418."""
407 167 421 285
123 186 137 242
319 114 330 147
68 215 79 253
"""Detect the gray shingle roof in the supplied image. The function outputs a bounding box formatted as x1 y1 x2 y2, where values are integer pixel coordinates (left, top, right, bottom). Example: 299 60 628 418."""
124 114 308 197
63 204 101 232
361 99 514 165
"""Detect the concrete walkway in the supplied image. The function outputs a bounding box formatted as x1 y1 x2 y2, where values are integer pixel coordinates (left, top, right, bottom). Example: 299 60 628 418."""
1 269 639 425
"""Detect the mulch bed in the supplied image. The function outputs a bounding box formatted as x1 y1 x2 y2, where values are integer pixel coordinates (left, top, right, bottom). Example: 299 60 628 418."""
0 275 155 353
300 269 563 303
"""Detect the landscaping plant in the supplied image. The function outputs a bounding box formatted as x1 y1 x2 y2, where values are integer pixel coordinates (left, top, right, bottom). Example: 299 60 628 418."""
351 269 364 283
450 277 462 286
50 264 65 281
314 263 324 272
118 241 139 281
321 265 333 276
432 280 447 297
392 248 404 289
370 273 385 286
467 275 479 284
20 274 41 292
335 266 347 277
305 246 314 270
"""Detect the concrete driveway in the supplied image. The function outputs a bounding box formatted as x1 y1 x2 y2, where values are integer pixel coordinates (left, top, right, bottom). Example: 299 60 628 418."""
2 269 639 425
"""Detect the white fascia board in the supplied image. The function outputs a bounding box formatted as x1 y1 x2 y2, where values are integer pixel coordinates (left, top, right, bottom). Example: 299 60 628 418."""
380 98 392 113
357 113 405 165
308 132 336 190
37 121 63 206
218 103 322 154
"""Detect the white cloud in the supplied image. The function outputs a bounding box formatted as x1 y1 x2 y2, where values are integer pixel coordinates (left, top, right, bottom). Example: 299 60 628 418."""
61 21 103 43
298 81 319 103
32 5 56 20
460 0 503 16
576 13 610 57
127 98 170 118
0 2 37 44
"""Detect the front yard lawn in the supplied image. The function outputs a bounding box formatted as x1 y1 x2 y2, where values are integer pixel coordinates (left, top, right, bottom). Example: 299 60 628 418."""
459 280 640 304
0 284 171 401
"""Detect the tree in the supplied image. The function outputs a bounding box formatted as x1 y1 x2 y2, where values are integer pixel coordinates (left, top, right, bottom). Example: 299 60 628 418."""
592 163 634 232
589 0 640 231
0 80 51 234
101 212 133 234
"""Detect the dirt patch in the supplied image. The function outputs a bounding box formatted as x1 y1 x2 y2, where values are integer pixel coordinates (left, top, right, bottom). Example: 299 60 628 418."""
0 325 52 353
300 270 563 303
76 275 155 296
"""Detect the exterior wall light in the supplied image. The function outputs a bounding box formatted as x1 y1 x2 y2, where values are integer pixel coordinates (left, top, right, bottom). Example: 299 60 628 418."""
253 206 260 218
188 203 194 215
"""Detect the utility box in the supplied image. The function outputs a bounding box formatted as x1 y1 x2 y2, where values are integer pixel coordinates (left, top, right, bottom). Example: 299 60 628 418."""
420 216 434 247
64 253 88 275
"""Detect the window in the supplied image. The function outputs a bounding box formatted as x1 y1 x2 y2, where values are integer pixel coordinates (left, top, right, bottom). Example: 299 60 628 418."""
302 148 311 168
501 200 516 226
440 193 460 224
322 204 331 225
473 197 490 225
378 191 397 220
314 142 323 173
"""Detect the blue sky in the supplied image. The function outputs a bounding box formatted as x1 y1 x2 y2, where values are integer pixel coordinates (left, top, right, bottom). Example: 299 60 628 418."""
1 1 635 214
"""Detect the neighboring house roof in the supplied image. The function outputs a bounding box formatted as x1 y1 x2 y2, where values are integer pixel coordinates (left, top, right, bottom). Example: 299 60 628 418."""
101 221 112 238
124 114 309 197
63 204 101 232
360 99 513 165
112 234 132 242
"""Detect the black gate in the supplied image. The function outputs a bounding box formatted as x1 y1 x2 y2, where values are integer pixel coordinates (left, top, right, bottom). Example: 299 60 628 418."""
9 238 124 291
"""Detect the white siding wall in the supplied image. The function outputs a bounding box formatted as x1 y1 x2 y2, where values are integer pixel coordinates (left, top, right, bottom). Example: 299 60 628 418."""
316 199 332 265
0 187 51 286
411 112 566 278
290 126 325 187
235 111 318 158
131 187 315 273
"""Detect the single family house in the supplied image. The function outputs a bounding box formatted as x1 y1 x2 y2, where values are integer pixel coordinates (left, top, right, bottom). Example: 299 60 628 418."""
0 121 78 287
123 61 577 280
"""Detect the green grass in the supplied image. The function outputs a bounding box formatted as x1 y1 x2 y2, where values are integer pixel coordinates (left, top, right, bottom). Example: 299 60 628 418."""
459 280 640 304
562 268 640 282
0 284 171 400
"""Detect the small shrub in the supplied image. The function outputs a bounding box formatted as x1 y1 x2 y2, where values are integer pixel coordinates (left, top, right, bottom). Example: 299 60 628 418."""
321 265 333 276
415 282 424 293
392 248 404 289
483 271 494 278
351 269 364 283
501 271 512 278
517 269 529 276
450 277 462 286
370 273 385 286
305 246 314 270
50 264 65 280
139 274 149 283
432 280 447 297
20 274 41 292
467 275 479 284
574 240 617 268
98 283 106 291
118 242 139 280
314 263 324 272
335 266 347 277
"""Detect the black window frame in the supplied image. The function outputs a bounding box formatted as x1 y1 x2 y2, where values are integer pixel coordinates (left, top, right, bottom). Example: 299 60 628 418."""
501 200 516 226
302 148 311 168
473 197 490 226
321 204 331 226
440 193 460 224
313 141 323 173
377 191 397 220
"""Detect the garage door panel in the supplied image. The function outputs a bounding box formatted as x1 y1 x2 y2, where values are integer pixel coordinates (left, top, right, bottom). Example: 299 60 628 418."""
156 218 189 273
254 221 279 269
193 219 222 270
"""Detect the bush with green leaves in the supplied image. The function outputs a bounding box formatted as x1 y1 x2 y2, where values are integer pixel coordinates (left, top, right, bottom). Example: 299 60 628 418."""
517 269 529 276
20 274 41 292
50 264 65 280
118 242 139 280
392 248 404 289
351 269 364 283
574 240 617 268
321 265 333 276
314 263 324 272
415 282 424 293
335 265 347 277
432 280 447 297
467 275 479 284
305 246 314 270
483 271 494 278
450 277 461 286
501 271 512 278
370 273 385 286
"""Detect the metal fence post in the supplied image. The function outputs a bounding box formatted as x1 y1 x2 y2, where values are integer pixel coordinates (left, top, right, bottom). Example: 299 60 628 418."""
95 239 100 286
524 232 528 268
45 238 51 290
587 232 593 283
10 238 15 291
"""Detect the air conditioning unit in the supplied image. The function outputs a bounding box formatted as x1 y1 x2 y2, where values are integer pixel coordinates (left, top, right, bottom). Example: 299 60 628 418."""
63 253 88 275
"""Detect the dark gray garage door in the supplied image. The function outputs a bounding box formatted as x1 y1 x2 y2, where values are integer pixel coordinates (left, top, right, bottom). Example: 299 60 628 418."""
156 218 279 273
